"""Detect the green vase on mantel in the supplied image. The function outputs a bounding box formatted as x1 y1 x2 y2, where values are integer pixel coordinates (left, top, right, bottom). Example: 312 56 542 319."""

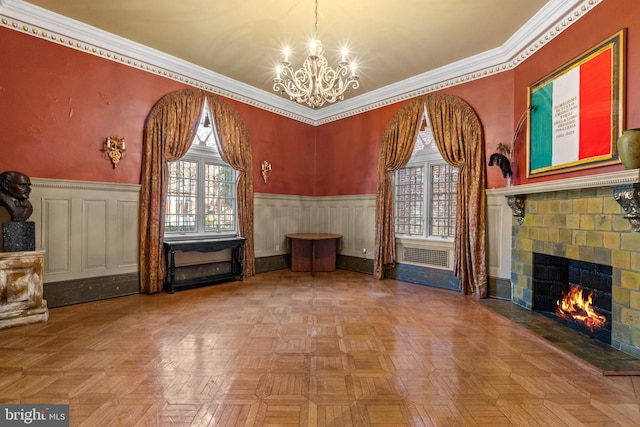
617 128 640 170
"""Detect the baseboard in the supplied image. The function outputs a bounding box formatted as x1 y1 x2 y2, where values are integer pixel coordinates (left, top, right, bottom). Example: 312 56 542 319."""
44 273 140 308
337 255 374 274
255 255 290 274
489 276 512 300
386 263 460 291
42 262 510 308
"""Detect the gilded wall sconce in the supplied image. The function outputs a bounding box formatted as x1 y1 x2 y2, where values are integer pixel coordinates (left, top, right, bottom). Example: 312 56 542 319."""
105 136 126 168
261 161 272 183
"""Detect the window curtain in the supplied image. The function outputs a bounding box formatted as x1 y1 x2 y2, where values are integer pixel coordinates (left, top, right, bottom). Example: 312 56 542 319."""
139 88 255 294
427 94 486 297
206 94 255 279
373 93 487 298
373 97 425 279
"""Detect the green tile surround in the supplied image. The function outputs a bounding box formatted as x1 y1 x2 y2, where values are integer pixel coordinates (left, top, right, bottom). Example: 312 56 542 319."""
511 186 640 359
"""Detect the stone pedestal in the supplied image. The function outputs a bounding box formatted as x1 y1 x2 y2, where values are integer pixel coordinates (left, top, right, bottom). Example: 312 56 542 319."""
0 250 48 329
3 221 35 252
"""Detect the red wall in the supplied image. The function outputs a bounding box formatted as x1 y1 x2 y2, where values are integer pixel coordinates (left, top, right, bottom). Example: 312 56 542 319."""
0 26 314 192
317 0 640 193
228 101 316 195
0 27 187 183
314 104 399 195
1 0 638 196
313 71 516 194
433 72 515 189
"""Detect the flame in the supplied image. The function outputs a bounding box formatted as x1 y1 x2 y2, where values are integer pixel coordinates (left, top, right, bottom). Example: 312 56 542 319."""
556 284 607 329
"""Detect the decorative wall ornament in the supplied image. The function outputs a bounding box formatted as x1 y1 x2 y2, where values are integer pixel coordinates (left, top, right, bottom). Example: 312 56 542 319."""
613 184 640 232
105 136 126 168
506 194 527 225
488 106 532 186
261 161 272 184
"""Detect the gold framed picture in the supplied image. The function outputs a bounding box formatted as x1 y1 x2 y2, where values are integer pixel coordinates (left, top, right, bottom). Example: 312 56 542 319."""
527 29 625 177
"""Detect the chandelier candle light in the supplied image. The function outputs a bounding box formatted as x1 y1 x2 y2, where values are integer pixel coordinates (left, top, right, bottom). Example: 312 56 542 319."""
273 0 360 108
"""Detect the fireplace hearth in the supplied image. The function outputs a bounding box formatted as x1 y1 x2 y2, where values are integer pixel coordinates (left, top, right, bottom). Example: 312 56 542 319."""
532 253 612 344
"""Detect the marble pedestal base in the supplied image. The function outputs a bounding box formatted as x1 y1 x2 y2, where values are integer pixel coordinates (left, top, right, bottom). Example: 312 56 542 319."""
0 250 48 329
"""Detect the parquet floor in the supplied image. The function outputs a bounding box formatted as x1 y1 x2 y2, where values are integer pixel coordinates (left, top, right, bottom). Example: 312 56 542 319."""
1 270 640 426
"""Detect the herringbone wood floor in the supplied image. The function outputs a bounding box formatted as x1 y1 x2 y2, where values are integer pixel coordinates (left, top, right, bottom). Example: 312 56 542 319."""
1 270 639 426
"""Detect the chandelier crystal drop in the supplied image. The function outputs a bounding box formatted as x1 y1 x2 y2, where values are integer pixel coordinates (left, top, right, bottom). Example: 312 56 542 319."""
273 0 360 109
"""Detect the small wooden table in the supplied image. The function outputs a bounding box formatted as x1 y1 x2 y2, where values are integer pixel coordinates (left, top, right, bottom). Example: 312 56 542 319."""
286 233 342 274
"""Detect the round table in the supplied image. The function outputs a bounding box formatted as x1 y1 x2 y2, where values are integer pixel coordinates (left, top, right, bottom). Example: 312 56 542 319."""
285 233 342 274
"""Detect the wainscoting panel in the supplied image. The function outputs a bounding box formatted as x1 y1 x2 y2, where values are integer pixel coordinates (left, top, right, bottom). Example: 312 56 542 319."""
83 200 108 271
485 191 513 280
29 178 141 283
116 200 140 268
41 198 71 274
254 193 376 259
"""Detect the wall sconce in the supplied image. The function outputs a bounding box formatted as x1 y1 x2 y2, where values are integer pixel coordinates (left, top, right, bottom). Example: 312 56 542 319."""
105 136 126 168
261 161 272 183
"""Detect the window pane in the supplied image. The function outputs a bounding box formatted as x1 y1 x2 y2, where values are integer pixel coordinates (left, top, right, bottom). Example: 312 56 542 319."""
204 163 236 232
165 160 198 233
193 102 221 151
164 100 237 237
395 166 424 236
430 164 458 238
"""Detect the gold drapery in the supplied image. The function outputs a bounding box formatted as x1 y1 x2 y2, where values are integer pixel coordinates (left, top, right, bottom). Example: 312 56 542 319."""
374 97 425 279
139 89 255 294
427 94 487 297
373 93 487 298
206 94 255 279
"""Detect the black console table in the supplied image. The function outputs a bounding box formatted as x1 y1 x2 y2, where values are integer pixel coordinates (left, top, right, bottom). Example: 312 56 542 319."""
163 237 246 293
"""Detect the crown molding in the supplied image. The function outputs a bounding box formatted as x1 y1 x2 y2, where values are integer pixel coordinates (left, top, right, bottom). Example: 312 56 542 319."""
313 0 601 124
0 0 317 125
1 0 601 126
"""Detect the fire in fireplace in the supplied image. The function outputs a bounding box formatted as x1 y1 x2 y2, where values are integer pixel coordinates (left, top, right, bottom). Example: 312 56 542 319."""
532 253 612 344
556 284 607 329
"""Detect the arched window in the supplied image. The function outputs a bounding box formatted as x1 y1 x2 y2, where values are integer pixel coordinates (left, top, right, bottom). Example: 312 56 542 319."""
394 105 458 239
164 100 237 237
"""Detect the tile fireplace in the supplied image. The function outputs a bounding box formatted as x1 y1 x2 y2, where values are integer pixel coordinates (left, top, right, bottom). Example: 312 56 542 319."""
488 170 640 359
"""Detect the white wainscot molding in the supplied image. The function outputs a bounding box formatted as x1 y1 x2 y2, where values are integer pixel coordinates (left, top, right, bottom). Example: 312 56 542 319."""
254 193 376 259
485 192 513 279
29 178 140 283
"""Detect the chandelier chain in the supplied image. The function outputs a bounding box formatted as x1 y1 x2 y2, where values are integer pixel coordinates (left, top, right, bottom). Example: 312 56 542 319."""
314 0 318 38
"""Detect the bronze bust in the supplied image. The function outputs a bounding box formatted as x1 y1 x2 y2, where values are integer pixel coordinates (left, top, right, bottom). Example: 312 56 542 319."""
0 171 33 221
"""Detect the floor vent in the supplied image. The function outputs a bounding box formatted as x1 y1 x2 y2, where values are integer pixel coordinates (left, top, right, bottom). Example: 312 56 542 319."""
403 247 449 268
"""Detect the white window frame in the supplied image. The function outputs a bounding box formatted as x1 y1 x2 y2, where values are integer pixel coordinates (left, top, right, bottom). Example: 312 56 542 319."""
164 102 238 240
394 107 457 243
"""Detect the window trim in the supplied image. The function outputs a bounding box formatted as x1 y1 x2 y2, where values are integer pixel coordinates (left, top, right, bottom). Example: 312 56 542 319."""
164 103 238 241
394 133 456 242
394 157 456 242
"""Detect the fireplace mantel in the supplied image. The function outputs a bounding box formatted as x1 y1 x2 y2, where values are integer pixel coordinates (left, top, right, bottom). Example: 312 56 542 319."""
486 169 640 230
486 170 639 197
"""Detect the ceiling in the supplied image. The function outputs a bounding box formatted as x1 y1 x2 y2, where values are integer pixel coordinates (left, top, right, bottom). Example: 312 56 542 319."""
6 0 594 119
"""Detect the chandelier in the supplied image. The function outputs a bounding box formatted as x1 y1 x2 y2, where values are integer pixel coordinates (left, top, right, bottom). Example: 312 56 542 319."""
272 0 360 109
